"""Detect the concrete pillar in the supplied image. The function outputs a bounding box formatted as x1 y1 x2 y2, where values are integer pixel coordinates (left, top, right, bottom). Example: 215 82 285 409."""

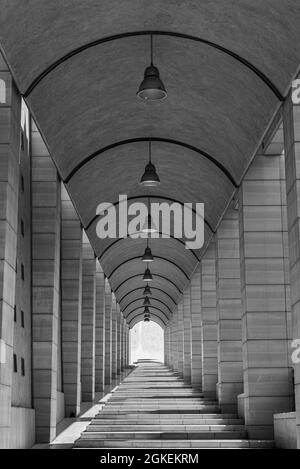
111 296 117 379
120 316 124 372
190 266 202 390
61 185 82 417
239 151 293 439
80 235 96 402
0 57 21 447
31 123 60 442
116 305 121 375
216 208 243 412
95 261 105 392
201 240 218 398
171 309 179 372
177 302 184 377
164 326 170 366
104 280 112 384
122 317 126 370
283 92 300 447
125 324 130 367
183 289 192 383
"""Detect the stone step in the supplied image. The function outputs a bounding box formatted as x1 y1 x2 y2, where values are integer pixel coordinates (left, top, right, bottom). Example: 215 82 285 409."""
87 424 246 432
90 419 244 425
74 439 274 449
79 430 248 440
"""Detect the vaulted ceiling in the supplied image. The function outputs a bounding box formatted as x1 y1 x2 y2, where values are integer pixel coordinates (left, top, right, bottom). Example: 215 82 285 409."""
1 1 300 328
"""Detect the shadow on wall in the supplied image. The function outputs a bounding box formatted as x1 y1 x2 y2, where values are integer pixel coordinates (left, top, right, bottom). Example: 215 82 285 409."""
130 321 164 364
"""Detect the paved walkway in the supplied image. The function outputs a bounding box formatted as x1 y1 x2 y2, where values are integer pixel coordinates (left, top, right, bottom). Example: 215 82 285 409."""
74 360 274 448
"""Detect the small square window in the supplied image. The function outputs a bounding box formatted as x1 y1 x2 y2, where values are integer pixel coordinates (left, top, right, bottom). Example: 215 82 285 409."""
21 358 25 376
21 310 25 328
13 354 17 373
14 305 17 323
21 219 25 237
21 264 25 281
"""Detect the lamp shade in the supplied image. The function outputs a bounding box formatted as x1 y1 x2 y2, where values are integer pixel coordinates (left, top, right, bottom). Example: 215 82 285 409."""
143 296 151 306
140 161 160 187
144 317 150 322
142 246 154 262
144 306 150 315
143 268 153 281
143 284 152 295
137 65 167 101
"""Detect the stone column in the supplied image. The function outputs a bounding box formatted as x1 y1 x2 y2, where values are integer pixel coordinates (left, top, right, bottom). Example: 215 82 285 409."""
239 151 293 439
116 305 122 375
164 326 170 366
31 123 60 442
190 266 202 390
104 280 112 384
201 240 218 398
216 208 243 412
111 296 117 379
171 309 178 372
283 92 300 446
183 288 192 383
0 57 20 447
177 301 184 377
120 315 124 372
125 324 130 367
95 261 105 392
61 186 82 417
80 235 96 402
122 317 126 370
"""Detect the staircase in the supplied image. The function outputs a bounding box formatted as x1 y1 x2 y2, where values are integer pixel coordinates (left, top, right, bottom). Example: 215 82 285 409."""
74 360 274 448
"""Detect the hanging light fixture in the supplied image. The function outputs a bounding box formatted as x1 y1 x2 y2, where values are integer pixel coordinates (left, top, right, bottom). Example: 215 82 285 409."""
142 236 154 262
144 306 150 315
140 141 160 187
143 284 152 296
137 34 167 101
144 317 150 322
141 198 158 233
143 266 153 281
143 296 151 306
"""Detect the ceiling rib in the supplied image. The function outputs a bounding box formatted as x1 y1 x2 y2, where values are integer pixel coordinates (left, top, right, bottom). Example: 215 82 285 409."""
23 30 283 100
108 256 190 280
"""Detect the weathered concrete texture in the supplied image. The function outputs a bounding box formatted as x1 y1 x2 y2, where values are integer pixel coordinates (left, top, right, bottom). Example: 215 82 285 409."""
239 152 293 440
190 267 202 390
177 302 184 378
61 185 82 417
183 288 191 383
274 412 297 449
283 93 300 448
31 123 61 443
201 241 218 398
104 280 112 385
81 235 96 402
95 261 105 392
0 55 21 448
216 208 243 413
111 298 117 379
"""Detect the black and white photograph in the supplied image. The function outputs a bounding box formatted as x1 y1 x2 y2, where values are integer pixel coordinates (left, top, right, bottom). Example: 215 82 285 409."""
0 0 300 458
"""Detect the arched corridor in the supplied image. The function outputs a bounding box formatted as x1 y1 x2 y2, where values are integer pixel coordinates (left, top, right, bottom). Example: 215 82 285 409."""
0 1 300 451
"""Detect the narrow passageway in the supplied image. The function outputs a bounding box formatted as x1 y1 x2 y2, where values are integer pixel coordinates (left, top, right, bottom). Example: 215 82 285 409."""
75 360 273 449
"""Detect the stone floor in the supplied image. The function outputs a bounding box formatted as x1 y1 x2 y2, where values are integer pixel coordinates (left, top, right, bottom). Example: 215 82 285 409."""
74 360 274 449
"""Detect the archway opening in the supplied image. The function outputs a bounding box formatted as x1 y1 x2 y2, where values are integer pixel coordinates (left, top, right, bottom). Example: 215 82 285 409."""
129 320 164 364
